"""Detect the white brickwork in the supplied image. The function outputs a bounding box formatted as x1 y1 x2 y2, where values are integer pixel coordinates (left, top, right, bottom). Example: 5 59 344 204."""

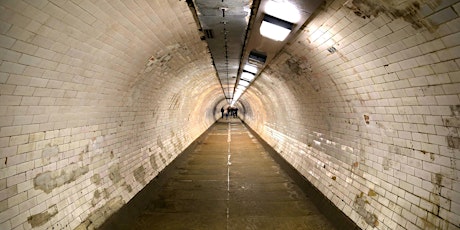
2 0 459 229
243 0 460 229
0 0 221 229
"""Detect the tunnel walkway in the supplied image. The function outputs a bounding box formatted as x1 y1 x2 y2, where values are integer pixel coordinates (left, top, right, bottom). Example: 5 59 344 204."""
101 119 336 229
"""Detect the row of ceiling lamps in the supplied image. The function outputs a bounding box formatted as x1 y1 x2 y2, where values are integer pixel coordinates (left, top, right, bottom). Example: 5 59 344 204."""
231 0 301 106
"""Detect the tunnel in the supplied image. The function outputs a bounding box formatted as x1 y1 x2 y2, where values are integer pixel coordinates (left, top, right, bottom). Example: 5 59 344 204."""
0 0 459 229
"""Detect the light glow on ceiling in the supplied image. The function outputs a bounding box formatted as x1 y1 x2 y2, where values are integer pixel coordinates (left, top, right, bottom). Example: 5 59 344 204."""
243 64 258 74
308 25 336 47
260 15 293 41
265 0 300 23
238 80 250 87
241 72 255 81
236 85 246 91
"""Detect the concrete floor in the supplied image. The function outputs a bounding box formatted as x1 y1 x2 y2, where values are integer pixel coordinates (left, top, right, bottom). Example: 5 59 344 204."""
101 119 337 229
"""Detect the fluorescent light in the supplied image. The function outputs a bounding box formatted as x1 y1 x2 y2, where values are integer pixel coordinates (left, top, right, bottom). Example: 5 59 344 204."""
234 91 242 98
241 72 255 82
236 85 246 91
235 86 245 91
248 50 267 66
243 64 258 74
239 80 250 87
233 91 242 102
265 1 300 23
260 15 293 41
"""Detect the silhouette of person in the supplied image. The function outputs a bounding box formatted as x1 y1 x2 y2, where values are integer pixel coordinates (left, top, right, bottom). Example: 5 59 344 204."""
221 107 224 118
234 108 238 118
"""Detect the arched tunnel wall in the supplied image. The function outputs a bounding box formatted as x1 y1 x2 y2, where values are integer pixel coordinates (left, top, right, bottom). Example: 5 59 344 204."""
0 1 223 229
241 1 460 229
0 0 459 230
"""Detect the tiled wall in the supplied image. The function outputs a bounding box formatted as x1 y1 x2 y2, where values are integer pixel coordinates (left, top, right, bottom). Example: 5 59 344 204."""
0 1 221 229
1 0 459 229
243 0 459 229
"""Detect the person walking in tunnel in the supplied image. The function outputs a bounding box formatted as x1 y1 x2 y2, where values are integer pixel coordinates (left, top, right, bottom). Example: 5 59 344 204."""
221 107 224 119
234 107 238 118
230 107 234 119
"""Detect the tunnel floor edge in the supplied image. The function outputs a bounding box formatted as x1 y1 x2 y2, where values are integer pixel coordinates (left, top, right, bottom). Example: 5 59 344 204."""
241 120 360 230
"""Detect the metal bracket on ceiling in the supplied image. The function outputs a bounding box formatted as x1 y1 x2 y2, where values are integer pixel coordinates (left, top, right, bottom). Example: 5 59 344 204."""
220 7 228 17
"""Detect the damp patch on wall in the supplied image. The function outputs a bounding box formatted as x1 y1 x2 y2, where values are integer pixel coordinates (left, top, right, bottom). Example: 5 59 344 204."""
134 166 147 185
109 163 121 183
150 153 159 172
75 196 124 230
284 55 320 92
91 190 102 207
27 205 58 228
33 163 89 193
122 181 133 193
447 136 460 149
354 192 379 227
344 0 438 31
143 43 190 73
445 105 460 149
91 174 101 185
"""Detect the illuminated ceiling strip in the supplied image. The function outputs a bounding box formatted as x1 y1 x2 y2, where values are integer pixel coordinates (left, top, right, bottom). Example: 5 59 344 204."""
260 14 293 41
239 80 250 87
241 71 255 81
243 64 258 74
264 0 301 23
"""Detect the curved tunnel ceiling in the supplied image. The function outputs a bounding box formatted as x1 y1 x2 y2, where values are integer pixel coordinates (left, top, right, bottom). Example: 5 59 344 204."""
0 0 459 229
191 0 323 105
191 0 251 102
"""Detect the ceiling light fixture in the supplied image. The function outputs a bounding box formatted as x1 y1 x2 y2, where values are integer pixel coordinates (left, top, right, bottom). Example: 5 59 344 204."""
241 71 256 81
243 64 258 74
265 0 300 23
248 50 267 66
236 85 247 91
260 14 293 41
238 80 250 87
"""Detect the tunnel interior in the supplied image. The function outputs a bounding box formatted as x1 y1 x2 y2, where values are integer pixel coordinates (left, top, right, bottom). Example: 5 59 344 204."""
0 0 459 229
